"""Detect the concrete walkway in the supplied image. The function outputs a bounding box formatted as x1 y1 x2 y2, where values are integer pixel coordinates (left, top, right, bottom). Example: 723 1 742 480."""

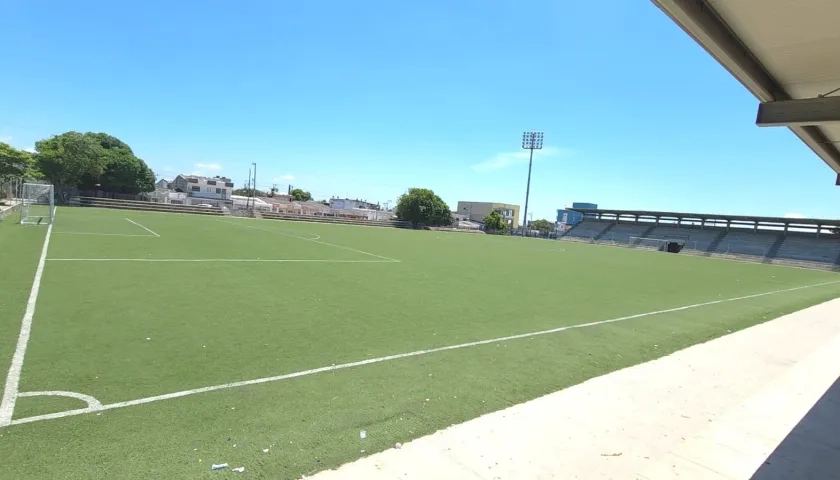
313 298 840 479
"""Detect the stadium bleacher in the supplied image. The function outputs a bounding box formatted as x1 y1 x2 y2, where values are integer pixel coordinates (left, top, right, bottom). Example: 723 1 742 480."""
559 208 840 271
775 234 840 264
714 229 781 258
599 222 652 244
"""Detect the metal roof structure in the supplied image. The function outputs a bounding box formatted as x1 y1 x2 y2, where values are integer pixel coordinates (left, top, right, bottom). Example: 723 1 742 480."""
573 208 840 228
652 0 840 184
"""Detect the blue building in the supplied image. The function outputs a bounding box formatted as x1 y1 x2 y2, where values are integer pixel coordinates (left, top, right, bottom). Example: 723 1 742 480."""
556 202 598 231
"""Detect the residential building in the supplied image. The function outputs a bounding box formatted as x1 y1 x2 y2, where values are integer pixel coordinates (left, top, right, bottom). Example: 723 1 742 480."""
170 174 234 200
330 198 380 210
456 201 521 228
155 179 171 190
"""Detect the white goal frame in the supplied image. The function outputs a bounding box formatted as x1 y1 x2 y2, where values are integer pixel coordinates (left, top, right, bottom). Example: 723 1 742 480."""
629 236 670 250
20 183 55 225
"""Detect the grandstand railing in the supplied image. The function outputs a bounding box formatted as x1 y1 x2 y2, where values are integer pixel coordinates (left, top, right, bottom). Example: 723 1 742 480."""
70 196 226 216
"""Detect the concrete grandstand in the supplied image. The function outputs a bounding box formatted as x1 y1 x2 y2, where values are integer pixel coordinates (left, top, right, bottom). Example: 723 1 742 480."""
561 207 840 271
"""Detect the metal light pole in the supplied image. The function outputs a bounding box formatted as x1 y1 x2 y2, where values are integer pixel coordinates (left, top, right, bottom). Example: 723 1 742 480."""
251 162 257 209
246 167 252 208
521 131 543 236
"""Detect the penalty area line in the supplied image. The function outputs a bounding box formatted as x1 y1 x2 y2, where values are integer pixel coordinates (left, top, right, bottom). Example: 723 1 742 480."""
0 212 56 427
8 279 840 427
125 218 160 237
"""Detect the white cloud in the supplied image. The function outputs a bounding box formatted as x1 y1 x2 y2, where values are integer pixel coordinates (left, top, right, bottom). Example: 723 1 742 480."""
784 213 805 219
23 147 36 153
470 146 569 172
0 136 12 144
273 174 295 182
194 162 222 171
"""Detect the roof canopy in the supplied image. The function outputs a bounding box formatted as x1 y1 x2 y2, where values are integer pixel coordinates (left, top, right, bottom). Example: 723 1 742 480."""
652 0 840 183
573 208 840 227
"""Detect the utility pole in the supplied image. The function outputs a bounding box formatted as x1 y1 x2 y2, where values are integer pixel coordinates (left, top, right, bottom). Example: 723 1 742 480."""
246 166 252 209
521 131 544 236
251 162 257 209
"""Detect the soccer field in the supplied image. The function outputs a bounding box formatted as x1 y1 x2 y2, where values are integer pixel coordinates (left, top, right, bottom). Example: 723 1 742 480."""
1 207 838 479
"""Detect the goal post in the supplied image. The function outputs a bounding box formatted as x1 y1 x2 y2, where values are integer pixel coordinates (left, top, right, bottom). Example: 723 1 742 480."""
20 183 55 225
629 236 669 250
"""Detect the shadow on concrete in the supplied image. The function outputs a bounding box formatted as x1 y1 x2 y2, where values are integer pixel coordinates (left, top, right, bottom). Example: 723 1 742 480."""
750 376 840 480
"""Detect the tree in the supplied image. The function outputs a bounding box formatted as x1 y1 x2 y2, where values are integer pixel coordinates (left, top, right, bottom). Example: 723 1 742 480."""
0 142 38 182
35 132 106 189
232 188 266 197
35 131 153 193
483 211 508 234
290 188 312 202
530 219 552 234
395 188 452 227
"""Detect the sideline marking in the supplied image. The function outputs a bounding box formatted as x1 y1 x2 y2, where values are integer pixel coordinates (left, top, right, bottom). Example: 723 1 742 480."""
46 258 396 263
0 211 56 426
8 279 839 427
221 219 401 262
53 231 155 238
125 218 160 237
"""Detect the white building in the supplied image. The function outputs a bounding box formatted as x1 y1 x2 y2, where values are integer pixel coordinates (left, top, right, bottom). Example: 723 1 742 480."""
330 198 380 210
170 175 234 201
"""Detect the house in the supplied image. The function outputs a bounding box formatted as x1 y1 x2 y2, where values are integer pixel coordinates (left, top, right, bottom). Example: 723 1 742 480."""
155 179 171 190
330 198 380 210
456 201 521 228
170 174 234 200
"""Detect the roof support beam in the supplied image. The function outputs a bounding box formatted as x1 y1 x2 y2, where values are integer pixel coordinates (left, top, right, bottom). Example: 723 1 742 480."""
652 0 840 178
757 96 840 127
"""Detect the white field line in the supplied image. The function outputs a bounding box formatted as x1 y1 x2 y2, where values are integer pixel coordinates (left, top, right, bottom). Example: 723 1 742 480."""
220 219 401 263
17 391 103 409
8 279 840 427
46 258 396 263
0 213 56 427
53 231 155 238
125 218 160 237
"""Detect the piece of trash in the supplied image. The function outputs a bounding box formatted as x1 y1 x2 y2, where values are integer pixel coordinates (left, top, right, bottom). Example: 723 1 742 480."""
233 444 237 448
231 467 245 473
600 452 622 457
211 463 228 470
360 449 365 453
394 442 402 449
262 448 270 453
360 430 367 439
146 337 151 340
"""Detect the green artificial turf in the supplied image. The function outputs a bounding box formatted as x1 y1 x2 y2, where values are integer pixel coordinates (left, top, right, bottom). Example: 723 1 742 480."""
0 207 838 479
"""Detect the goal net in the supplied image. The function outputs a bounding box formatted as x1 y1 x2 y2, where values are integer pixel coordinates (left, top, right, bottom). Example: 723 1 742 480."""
629 236 669 250
20 183 55 225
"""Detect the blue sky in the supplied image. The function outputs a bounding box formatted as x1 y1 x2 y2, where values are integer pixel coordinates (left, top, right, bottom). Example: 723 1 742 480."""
1 0 838 221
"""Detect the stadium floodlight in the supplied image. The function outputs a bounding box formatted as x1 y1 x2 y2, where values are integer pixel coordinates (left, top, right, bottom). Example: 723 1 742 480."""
20 183 55 225
521 132 544 236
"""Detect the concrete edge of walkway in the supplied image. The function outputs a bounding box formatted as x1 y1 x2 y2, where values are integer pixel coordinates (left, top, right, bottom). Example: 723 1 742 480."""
312 297 840 480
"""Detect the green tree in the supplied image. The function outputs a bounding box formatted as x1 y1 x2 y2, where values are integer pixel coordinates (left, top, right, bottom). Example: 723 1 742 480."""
35 131 153 193
530 219 552 234
290 188 312 201
483 211 508 234
395 188 452 227
0 142 38 181
35 132 107 189
232 188 266 197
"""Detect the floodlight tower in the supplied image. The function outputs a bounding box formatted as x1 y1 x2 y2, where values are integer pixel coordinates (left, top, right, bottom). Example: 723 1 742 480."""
521 131 543 236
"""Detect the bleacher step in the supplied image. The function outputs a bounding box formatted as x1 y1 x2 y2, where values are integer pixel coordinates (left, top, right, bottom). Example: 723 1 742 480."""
762 234 786 263
593 223 616 241
704 230 729 255
629 224 658 247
